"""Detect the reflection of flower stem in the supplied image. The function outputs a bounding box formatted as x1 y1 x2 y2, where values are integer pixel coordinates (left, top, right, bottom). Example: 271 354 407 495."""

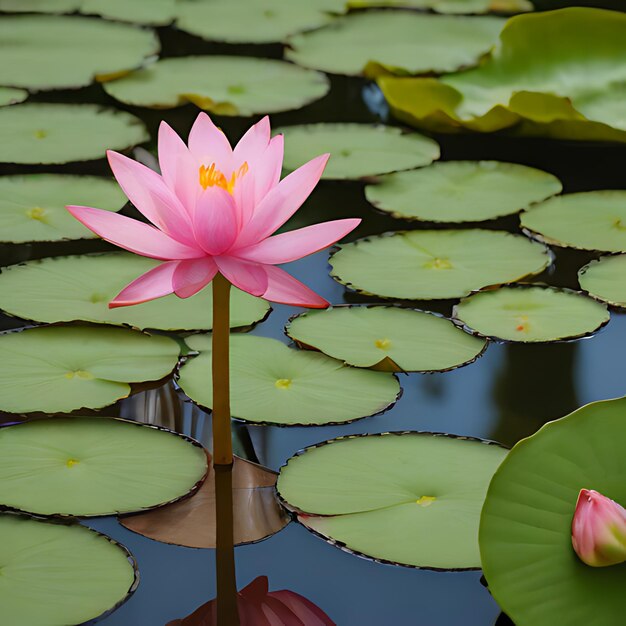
212 273 239 625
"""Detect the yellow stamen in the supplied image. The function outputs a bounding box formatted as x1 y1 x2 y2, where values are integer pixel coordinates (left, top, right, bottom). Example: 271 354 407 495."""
416 495 437 507
66 458 79 468
26 207 47 222
199 161 248 194
374 338 391 350
64 370 94 380
275 378 292 390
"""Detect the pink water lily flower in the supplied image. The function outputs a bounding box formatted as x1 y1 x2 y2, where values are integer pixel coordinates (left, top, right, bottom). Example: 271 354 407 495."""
67 113 360 308
571 488 626 567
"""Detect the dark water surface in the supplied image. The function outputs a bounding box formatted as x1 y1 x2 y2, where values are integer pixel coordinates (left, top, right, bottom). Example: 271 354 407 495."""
2 15 626 626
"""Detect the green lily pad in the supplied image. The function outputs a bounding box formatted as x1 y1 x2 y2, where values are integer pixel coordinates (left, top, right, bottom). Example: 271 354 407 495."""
330 229 551 300
0 175 126 243
0 0 81 12
480 397 626 626
520 191 626 253
0 253 270 331
286 305 486 371
0 87 28 106
276 123 440 180
81 0 177 25
0 325 180 414
365 161 561 223
347 0 532 14
379 8 626 142
286 11 505 77
175 0 344 44
277 432 507 569
0 417 207 517
0 103 148 164
579 255 626 308
104 56 330 116
0 514 136 626
453 285 610 342
0 15 159 90
177 334 401 426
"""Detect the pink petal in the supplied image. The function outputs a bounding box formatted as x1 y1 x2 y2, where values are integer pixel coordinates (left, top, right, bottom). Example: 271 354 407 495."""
193 187 240 255
109 261 179 308
66 205 203 260
272 591 335 625
172 257 218 298
158 121 199 214
107 150 195 246
188 112 232 169
234 218 360 265
261 265 328 308
236 154 329 248
214 257 268 297
233 116 270 165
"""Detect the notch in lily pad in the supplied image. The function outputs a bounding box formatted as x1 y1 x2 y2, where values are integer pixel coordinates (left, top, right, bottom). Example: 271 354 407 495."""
277 431 508 569
365 161 561 223
330 229 551 300
276 123 440 180
286 305 486 372
579 254 626 309
176 334 401 426
0 325 181 414
480 397 626 626
453 284 610 343
0 513 138 625
0 253 270 331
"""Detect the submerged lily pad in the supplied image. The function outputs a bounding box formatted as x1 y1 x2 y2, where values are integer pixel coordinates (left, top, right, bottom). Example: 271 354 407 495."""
81 0 177 25
0 87 28 106
0 325 180 414
121 455 288 547
366 161 561 223
177 334 400 426
453 285 610 342
379 8 626 142
278 432 507 569
0 253 270 331
175 0 343 44
286 305 486 371
0 417 207 517
0 103 148 164
521 191 626 253
277 123 440 180
0 514 136 626
0 15 159 90
104 56 330 116
579 255 626 308
480 397 626 626
330 229 551 300
347 0 532 14
0 175 126 243
286 11 505 77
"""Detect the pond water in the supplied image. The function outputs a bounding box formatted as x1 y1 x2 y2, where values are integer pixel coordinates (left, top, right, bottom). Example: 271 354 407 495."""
1 13 626 626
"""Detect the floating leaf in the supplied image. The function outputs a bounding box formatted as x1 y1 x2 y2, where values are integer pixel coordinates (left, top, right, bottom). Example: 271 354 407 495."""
104 56 330 116
81 0 177 25
453 285 610 342
347 0 532 14
286 11 505 77
0 87 28 106
366 161 561 223
0 103 148 164
0 0 81 12
330 229 551 300
278 432 507 569
286 305 486 371
0 175 126 243
0 514 136 625
579 255 626 308
177 334 400 426
0 15 159 90
480 397 626 626
0 253 270 331
276 123 439 180
0 417 207 517
121 455 288 547
379 8 626 142
175 0 343 44
521 191 626 253
0 325 180 414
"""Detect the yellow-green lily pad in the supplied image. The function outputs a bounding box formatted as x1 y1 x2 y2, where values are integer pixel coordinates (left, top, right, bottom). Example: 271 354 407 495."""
578 254 626 309
0 87 28 106
347 0 532 14
81 0 177 25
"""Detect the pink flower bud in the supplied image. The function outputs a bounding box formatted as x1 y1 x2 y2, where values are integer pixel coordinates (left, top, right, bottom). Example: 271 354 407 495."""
571 489 626 567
